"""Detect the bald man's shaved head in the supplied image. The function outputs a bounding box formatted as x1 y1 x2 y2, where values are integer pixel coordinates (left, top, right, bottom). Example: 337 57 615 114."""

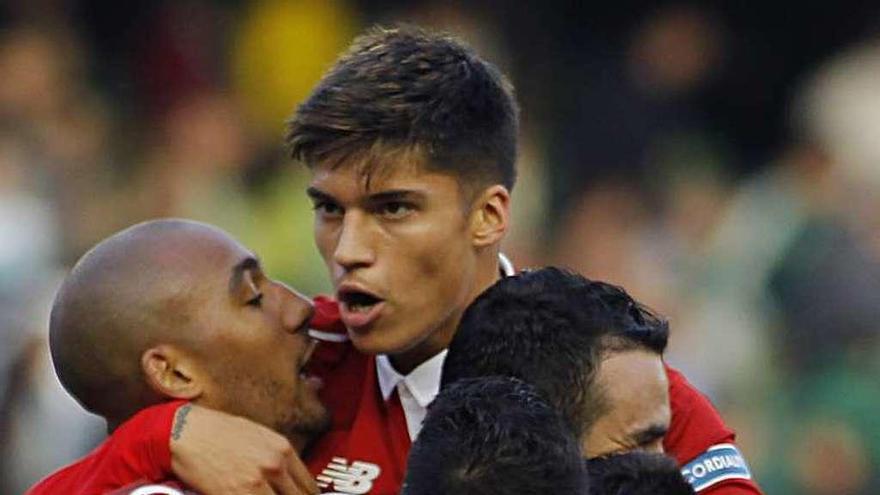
50 219 244 422
49 218 327 445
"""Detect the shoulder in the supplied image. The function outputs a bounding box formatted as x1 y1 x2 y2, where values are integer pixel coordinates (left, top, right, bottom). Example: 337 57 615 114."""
664 363 735 464
25 451 99 495
663 365 763 493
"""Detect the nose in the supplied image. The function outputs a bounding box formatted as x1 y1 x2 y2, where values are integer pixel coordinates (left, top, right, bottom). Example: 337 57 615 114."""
333 211 375 271
278 283 314 334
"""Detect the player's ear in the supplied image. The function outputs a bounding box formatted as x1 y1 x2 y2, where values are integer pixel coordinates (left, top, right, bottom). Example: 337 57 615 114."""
469 184 510 247
141 345 203 400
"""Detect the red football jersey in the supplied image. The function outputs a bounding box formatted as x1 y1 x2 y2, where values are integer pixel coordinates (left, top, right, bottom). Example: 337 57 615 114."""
26 400 188 495
664 367 762 494
41 297 761 494
304 297 762 494
301 295 410 494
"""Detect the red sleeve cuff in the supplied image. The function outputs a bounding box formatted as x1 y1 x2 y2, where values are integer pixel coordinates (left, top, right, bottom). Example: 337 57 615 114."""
116 400 188 477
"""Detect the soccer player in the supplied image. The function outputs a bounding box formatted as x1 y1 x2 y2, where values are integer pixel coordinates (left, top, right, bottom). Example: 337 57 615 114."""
83 26 761 495
402 377 589 495
442 268 756 493
441 267 673 459
27 219 326 495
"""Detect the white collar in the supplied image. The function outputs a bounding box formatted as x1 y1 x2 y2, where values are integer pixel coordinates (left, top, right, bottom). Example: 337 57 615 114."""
376 350 447 409
499 252 515 277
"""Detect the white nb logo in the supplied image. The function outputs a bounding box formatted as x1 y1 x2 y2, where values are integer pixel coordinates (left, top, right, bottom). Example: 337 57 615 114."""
316 457 382 494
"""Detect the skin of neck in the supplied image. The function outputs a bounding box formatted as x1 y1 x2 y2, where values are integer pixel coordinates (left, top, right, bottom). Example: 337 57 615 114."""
389 249 502 374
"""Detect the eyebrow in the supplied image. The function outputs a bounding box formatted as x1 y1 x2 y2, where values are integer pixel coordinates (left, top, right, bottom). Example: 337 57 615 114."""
366 190 424 203
305 186 424 205
229 256 261 295
631 424 669 445
306 187 335 203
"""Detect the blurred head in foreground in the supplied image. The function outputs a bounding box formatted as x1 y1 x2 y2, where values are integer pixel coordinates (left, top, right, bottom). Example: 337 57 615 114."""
402 377 589 495
588 452 695 495
49 219 329 447
443 267 671 458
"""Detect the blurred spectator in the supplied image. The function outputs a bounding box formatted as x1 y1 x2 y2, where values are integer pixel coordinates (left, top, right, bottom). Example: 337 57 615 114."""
750 38 880 495
230 0 356 139
130 89 330 294
0 25 109 493
548 5 726 224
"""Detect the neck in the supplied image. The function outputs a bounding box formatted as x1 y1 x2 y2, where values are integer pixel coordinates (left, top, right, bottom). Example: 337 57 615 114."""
290 433 309 454
390 252 503 374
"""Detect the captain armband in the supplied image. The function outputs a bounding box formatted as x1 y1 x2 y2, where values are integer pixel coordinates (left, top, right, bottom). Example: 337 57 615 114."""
680 443 753 492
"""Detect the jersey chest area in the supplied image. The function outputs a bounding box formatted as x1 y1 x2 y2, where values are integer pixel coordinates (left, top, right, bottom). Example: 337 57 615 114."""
306 354 411 495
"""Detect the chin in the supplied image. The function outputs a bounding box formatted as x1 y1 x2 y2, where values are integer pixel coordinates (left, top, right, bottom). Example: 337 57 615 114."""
349 328 414 356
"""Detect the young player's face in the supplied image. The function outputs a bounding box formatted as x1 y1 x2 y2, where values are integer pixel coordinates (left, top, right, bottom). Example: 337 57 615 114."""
583 349 671 458
308 157 482 367
188 231 329 444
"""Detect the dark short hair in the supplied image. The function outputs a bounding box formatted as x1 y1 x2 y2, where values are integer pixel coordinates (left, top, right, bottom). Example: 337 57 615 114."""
587 452 695 495
286 26 519 191
403 377 588 495
441 267 669 439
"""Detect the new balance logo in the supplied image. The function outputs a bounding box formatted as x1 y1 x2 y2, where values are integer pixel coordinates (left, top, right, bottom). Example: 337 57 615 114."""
317 457 382 494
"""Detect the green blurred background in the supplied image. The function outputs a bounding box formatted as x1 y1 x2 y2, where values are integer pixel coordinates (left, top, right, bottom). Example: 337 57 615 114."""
2 1 880 493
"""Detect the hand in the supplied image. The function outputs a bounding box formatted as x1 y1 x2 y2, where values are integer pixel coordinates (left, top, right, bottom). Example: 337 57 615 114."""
170 404 319 495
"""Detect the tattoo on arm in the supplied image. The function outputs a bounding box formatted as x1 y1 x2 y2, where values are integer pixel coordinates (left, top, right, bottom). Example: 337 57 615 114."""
172 403 192 441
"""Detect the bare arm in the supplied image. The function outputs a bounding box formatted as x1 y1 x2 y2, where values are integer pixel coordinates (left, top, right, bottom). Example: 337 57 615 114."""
170 404 319 495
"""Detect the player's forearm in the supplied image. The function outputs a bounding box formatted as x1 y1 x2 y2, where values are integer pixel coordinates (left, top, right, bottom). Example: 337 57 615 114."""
169 404 319 495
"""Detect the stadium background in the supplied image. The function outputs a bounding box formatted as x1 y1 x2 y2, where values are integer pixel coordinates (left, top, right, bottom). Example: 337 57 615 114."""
1 0 880 493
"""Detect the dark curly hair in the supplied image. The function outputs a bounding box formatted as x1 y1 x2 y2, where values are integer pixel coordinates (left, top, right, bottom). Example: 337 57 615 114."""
403 377 588 495
441 266 669 439
587 452 695 495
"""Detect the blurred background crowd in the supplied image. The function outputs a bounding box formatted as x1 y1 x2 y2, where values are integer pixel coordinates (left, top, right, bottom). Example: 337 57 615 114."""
2 1 880 493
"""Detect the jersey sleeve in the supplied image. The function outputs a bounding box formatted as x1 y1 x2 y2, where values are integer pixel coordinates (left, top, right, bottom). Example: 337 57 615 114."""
106 401 186 481
26 400 184 494
109 400 183 479
663 365 764 494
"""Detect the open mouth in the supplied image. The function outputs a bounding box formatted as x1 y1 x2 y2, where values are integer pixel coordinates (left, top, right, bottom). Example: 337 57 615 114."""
340 290 383 313
337 286 385 330
297 358 309 378
297 344 323 390
296 339 315 375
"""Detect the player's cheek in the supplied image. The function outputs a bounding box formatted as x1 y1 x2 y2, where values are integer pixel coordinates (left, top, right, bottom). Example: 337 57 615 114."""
313 222 336 262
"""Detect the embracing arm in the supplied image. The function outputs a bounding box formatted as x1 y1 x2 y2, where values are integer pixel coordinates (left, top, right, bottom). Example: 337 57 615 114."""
26 401 182 495
77 401 317 495
664 365 764 494
169 404 318 495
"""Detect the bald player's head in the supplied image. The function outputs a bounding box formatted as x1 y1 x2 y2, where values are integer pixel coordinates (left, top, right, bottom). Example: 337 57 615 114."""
50 219 329 441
